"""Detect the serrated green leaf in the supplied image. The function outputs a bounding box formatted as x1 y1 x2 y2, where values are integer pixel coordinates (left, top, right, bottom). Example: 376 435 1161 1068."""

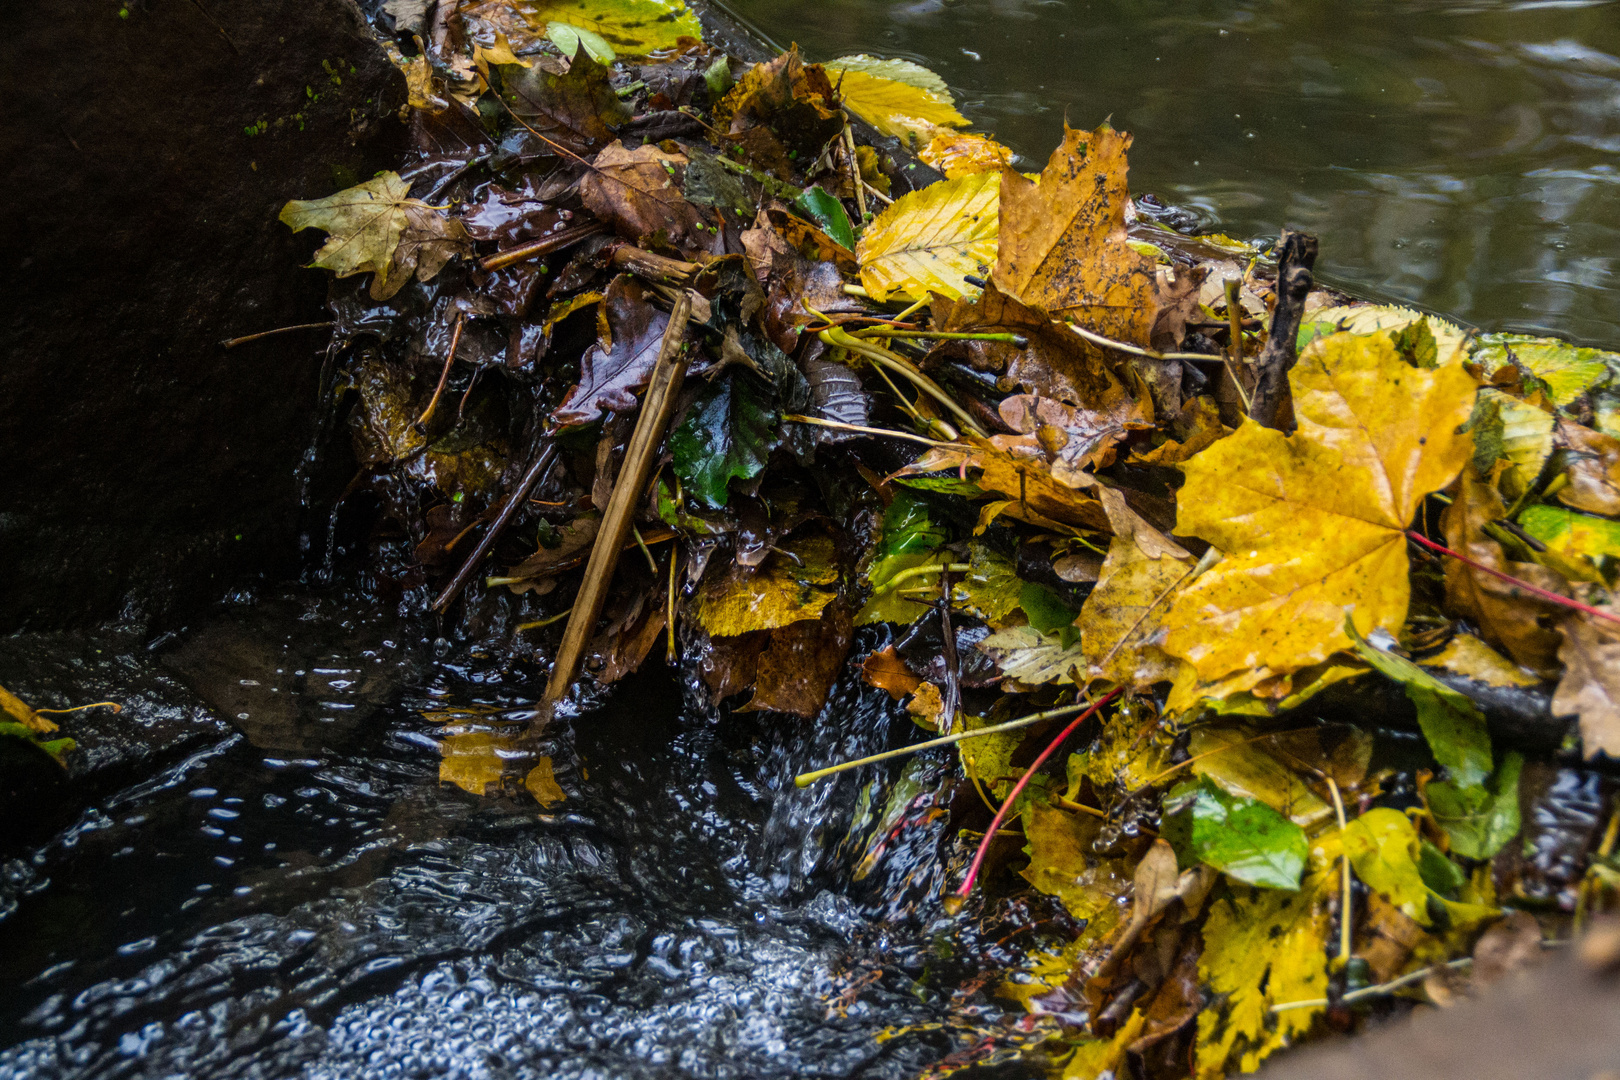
1473 333 1620 407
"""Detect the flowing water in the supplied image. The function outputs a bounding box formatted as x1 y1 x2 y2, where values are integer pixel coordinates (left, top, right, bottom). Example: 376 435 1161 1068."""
723 0 1620 346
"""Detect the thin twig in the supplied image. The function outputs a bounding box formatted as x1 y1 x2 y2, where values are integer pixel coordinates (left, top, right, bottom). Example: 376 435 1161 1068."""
1271 958 1474 1013
1066 323 1219 363
1222 277 1254 413
781 414 959 448
795 699 1102 788
1328 776 1354 967
1406 530 1620 627
431 443 559 613
479 222 606 272
544 293 692 709
844 123 868 223
855 329 1029 346
821 327 987 437
220 322 334 349
417 313 465 428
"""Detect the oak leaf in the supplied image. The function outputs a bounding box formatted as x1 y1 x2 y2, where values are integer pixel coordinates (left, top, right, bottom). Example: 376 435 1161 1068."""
1553 609 1620 759
855 170 999 302
1160 331 1477 685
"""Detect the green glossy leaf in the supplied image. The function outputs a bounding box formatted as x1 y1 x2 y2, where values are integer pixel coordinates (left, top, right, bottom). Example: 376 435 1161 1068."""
793 185 856 249
1426 752 1524 860
892 474 984 496
670 372 777 508
1417 839 1467 898
1019 581 1079 648
1346 617 1493 788
1161 777 1308 890
1519 504 1620 563
878 489 947 560
545 21 616 65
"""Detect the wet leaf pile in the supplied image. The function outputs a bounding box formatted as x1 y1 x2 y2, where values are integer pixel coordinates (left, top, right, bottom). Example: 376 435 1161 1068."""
261 1 1620 1075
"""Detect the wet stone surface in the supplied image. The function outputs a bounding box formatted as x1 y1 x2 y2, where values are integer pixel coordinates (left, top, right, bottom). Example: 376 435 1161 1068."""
0 606 985 1080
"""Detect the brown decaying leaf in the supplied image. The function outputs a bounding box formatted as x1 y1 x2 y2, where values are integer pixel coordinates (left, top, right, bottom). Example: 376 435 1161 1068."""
992 123 1179 348
1131 395 1228 466
1553 417 1620 516
578 141 720 254
1441 467 1568 677
1552 607 1620 759
499 516 601 590
716 45 843 160
744 604 854 718
551 276 672 426
861 645 922 700
930 282 1130 409
505 46 631 155
993 392 1148 479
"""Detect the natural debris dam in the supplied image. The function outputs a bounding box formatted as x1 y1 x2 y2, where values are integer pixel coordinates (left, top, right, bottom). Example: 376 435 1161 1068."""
8 0 1620 1077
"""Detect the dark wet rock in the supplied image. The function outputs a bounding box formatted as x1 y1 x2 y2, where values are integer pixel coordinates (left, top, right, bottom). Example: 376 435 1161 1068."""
0 0 404 631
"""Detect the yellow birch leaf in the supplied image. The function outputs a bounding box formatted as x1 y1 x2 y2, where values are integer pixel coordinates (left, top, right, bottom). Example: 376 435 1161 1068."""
1305 304 1469 365
825 56 969 143
1160 330 1478 685
692 534 839 636
920 129 1014 178
482 0 703 57
1423 633 1541 689
855 170 1000 302
439 728 520 795
1194 849 1336 1078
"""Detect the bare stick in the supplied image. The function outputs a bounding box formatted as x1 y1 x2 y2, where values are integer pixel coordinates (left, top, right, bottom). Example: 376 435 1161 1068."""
611 245 698 284
220 322 334 349
781 414 958 448
416 313 465 428
479 222 606 273
844 123 868 223
431 443 559 613
544 293 693 708
1249 230 1319 431
794 699 1100 788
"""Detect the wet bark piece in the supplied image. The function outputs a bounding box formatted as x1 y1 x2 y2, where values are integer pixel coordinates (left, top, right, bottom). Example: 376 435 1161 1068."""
0 0 404 630
1248 229 1320 432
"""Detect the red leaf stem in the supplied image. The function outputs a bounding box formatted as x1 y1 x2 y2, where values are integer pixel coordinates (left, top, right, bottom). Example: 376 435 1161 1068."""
952 688 1121 905
1405 529 1620 628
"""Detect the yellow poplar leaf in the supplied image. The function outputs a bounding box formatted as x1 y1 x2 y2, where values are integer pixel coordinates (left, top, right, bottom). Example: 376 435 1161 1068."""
1161 330 1478 684
439 728 520 795
825 56 968 143
920 129 1014 178
1079 534 1193 689
691 534 839 636
855 170 999 302
525 756 565 807
1194 852 1336 1078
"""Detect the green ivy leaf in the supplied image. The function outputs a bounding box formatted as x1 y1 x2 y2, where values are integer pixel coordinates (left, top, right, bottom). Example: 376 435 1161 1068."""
670 372 778 508
1161 776 1309 890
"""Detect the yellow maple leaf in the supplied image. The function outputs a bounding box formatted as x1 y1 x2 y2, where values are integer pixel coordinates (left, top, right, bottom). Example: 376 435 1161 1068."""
1160 331 1477 685
1194 849 1336 1078
1079 534 1193 689
855 170 999 302
825 55 969 143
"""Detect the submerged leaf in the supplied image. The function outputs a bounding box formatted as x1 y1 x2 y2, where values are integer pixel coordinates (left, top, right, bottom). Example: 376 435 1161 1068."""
525 756 566 806
1161 330 1477 686
1020 800 1132 926
855 170 999 302
691 533 839 636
